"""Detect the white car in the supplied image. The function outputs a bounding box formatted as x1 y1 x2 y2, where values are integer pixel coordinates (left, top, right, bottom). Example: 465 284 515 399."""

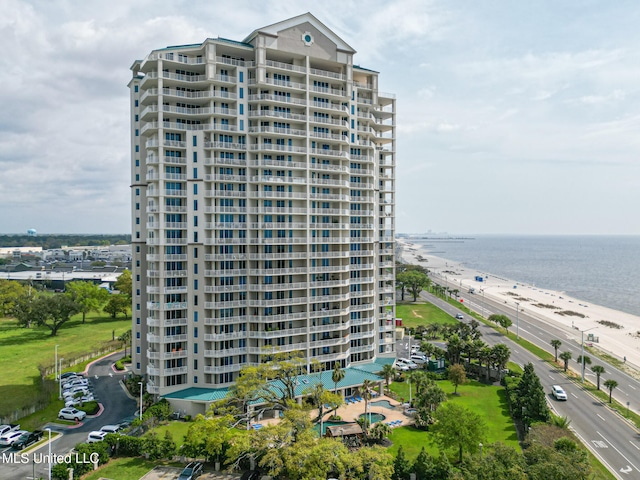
100 424 120 434
65 394 94 408
87 431 108 443
396 358 419 370
58 407 87 422
551 385 568 401
0 430 28 447
62 379 88 390
410 354 427 364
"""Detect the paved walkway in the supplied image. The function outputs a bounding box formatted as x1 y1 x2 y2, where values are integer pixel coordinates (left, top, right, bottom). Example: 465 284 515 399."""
253 394 413 429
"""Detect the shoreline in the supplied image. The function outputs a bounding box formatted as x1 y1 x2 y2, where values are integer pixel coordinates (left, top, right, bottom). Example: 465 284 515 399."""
397 239 640 372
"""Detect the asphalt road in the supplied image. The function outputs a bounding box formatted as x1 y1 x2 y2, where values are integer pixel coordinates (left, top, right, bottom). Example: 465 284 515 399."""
423 287 640 480
0 351 136 479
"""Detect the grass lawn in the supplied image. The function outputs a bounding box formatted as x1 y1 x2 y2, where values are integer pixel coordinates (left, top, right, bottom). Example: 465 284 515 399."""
83 457 171 480
149 421 192 448
0 311 131 418
395 302 459 330
388 379 519 461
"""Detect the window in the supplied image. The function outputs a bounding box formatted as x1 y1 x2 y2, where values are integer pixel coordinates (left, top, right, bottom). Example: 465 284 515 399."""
239 87 244 99
239 71 244 82
193 152 197 163
194 327 198 338
192 135 197 146
135 100 139 107
193 167 197 179
239 120 244 131
239 104 244 115
193 215 198 227
193 184 198 195
134 85 139 92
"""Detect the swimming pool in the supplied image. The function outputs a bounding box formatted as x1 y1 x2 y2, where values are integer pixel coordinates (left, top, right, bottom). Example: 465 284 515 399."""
313 420 350 436
358 413 386 424
371 400 396 409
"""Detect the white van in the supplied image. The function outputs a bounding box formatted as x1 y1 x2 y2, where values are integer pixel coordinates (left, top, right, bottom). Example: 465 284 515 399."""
87 431 108 443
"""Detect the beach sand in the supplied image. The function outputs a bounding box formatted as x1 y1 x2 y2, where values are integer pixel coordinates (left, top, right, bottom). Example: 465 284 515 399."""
397 239 640 374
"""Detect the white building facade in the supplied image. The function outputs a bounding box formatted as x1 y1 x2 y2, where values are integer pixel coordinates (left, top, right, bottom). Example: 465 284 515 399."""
129 13 396 400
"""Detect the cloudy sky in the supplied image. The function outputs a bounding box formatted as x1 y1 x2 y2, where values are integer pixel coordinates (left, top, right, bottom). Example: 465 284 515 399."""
2 1 639 235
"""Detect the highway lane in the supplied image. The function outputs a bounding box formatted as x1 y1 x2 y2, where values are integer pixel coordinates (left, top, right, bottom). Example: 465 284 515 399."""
433 274 640 414
422 289 640 479
0 351 136 479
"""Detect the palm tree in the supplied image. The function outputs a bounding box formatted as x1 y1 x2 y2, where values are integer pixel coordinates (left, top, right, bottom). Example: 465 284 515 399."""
491 344 511 379
479 346 492 382
604 379 618 403
118 330 132 357
559 351 572 372
380 364 395 392
550 339 562 363
550 414 571 429
332 362 345 394
592 365 606 390
361 379 374 433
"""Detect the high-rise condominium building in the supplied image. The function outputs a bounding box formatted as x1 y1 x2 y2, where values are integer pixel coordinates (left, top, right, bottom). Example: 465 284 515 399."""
129 13 395 412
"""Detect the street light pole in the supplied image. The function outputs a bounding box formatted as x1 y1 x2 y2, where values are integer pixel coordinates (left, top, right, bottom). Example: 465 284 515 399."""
515 303 520 340
59 358 64 400
54 345 59 384
138 381 144 420
46 427 51 480
581 327 597 383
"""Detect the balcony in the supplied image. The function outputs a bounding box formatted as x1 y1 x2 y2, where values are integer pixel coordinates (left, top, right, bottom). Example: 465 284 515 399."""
248 93 306 106
204 331 248 341
204 347 248 357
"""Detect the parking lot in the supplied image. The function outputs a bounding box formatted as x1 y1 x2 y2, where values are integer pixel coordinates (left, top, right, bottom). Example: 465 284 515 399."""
140 466 243 480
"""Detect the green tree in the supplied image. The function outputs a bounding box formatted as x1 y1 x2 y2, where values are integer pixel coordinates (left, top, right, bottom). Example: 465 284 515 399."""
448 363 467 394
181 414 236 464
379 363 395 392
550 339 562 363
516 363 550 428
332 362 345 394
461 442 527 480
118 329 132 357
488 314 512 334
0 279 27 317
103 294 129 319
29 294 81 336
559 351 572 372
392 446 412 480
604 379 618 403
114 269 132 300
491 343 511 379
396 271 410 302
403 270 430 301
431 402 486 463
66 281 109 323
591 365 605 390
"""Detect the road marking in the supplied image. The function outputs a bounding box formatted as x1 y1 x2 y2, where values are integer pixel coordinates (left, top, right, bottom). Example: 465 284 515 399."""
628 384 636 390
596 414 606 421
571 392 578 398
630 441 640 451
597 431 640 473
621 465 632 474
549 374 555 380
592 440 608 448
617 388 627 395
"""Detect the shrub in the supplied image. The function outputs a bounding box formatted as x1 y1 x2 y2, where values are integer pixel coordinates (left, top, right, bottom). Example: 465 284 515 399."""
78 401 100 415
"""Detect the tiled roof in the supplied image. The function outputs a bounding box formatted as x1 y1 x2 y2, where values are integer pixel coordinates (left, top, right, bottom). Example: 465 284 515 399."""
162 362 385 403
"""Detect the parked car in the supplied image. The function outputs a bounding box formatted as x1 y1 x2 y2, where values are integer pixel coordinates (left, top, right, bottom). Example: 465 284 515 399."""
58 407 87 422
551 385 568 401
0 424 20 437
100 425 120 434
60 372 83 380
396 358 419 370
455 313 464 320
178 461 203 480
65 394 94 408
12 430 44 450
87 431 108 443
0 430 28 447
62 379 89 390
410 354 427 364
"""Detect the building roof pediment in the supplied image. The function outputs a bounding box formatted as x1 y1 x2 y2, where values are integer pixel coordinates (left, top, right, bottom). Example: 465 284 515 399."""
243 12 356 53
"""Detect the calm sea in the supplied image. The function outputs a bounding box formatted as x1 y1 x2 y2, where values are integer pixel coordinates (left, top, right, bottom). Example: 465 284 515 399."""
408 235 640 317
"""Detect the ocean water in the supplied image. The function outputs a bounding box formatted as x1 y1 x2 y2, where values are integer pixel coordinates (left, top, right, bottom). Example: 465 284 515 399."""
408 235 640 317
